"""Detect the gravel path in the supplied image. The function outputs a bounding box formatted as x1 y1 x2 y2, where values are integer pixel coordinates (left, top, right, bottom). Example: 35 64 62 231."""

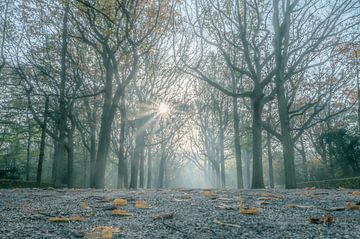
0 188 360 238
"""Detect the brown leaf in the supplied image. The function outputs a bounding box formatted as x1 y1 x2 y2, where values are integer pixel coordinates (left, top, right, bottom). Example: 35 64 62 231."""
346 202 360 210
322 214 335 224
202 190 217 199
240 208 259 215
352 191 360 196
48 216 84 222
111 209 131 216
112 198 128 206
82 201 90 209
135 200 151 209
86 226 121 239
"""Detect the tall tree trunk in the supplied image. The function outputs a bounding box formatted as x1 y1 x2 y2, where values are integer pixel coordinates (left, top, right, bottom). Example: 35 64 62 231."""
219 125 226 188
232 97 243 189
89 106 97 187
37 97 49 184
117 94 127 189
273 1 296 189
251 95 265 189
83 146 88 187
266 121 274 188
129 122 145 189
275 81 296 188
299 136 308 181
26 115 32 181
54 2 69 187
139 146 145 188
157 141 166 188
66 123 75 188
147 146 152 189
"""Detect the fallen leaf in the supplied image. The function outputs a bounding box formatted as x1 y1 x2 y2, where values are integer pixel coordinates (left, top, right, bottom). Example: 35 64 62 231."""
240 208 259 215
111 209 131 216
135 200 151 209
86 226 121 239
352 191 360 196
153 212 175 220
112 198 128 206
82 201 90 209
257 197 272 201
213 219 242 228
322 214 335 224
202 190 217 198
346 202 360 210
179 194 192 200
48 216 84 222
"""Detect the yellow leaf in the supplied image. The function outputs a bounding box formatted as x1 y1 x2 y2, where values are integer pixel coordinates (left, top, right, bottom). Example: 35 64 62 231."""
352 191 360 196
82 201 90 209
86 226 120 239
112 198 128 206
287 203 295 208
135 200 151 209
101 230 112 239
111 209 131 216
240 208 259 215
202 190 217 198
48 216 84 222
239 200 259 215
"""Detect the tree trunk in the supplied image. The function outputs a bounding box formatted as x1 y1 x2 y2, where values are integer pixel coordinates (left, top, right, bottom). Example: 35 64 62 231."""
251 95 265 189
54 2 70 187
266 122 274 188
275 81 297 189
299 136 308 181
37 97 49 184
117 94 127 189
89 106 97 187
66 124 74 188
129 122 145 189
26 116 32 181
147 146 152 189
139 146 145 188
157 141 166 188
232 97 243 189
219 125 226 188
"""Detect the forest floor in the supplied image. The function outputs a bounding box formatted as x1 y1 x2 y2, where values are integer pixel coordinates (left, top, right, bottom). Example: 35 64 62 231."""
0 188 360 239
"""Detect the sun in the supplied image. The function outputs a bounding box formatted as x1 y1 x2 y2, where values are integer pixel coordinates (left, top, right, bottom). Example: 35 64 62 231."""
158 102 169 114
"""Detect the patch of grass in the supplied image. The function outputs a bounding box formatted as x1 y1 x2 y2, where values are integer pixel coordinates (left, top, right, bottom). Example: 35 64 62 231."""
0 179 53 189
298 177 360 189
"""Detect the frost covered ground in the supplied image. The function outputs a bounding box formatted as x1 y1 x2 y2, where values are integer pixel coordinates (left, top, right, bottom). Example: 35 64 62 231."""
0 188 360 238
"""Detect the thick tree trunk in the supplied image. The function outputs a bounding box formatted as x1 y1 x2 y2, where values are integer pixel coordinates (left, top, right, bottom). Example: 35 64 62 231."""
232 97 243 189
251 96 265 189
37 97 49 184
219 126 226 188
147 147 152 189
